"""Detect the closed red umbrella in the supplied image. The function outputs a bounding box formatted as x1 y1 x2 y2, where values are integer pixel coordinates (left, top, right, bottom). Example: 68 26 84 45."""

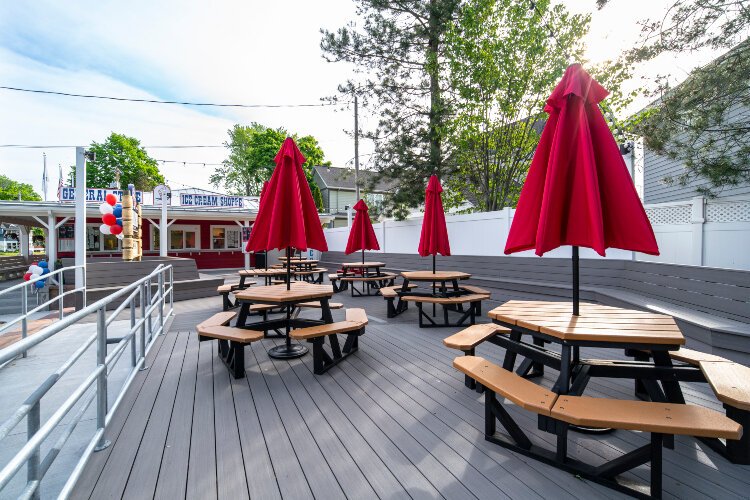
418 175 451 273
251 181 270 269
504 64 658 314
245 137 328 358
345 199 380 264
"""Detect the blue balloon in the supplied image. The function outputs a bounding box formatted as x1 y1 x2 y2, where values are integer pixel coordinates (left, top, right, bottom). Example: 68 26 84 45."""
116 218 123 226
41 268 50 275
38 260 48 268
113 206 122 218
34 280 45 289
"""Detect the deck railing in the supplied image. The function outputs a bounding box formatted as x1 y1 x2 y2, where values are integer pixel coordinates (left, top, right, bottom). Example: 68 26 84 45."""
0 265 86 366
0 264 174 499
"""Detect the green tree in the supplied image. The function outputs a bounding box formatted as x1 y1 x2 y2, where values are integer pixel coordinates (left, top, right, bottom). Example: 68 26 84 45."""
601 0 750 195
444 0 589 211
321 0 462 219
443 0 635 212
211 124 329 211
0 175 42 201
85 133 164 190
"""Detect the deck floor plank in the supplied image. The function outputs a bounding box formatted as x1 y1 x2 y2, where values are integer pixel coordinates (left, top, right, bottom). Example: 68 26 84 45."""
154 331 200 500
122 331 190 500
257 340 379 499
70 290 750 500
186 341 218 500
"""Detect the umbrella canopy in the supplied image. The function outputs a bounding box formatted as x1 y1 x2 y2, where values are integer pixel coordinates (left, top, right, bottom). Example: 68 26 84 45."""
505 64 658 257
504 64 658 314
418 175 451 260
245 138 328 254
256 181 270 268
344 199 380 258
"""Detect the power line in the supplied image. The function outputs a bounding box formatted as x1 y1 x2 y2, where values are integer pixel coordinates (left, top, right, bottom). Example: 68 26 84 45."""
0 144 225 149
0 85 347 108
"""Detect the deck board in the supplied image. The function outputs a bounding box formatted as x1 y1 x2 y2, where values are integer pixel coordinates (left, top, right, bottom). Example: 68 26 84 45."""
71 289 750 500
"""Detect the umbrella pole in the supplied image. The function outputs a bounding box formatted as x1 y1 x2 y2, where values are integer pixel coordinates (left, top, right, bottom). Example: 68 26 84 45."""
286 247 291 291
362 249 365 265
572 246 580 316
432 254 436 317
264 250 267 270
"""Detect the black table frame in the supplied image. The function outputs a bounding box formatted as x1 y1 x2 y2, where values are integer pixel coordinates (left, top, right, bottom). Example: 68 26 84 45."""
390 277 474 325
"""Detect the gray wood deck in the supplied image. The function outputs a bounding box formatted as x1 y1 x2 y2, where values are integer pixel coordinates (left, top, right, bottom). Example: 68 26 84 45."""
70 289 750 500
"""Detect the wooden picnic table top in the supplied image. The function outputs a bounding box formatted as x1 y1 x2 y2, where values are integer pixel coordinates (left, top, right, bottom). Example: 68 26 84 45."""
401 270 471 281
234 282 334 304
239 268 288 277
341 261 386 268
279 259 318 266
279 256 315 261
489 300 685 345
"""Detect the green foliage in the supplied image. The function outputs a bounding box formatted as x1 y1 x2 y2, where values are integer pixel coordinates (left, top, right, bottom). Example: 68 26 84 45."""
86 133 164 191
321 0 462 219
601 0 750 195
0 175 41 201
628 41 750 195
444 0 590 211
211 123 330 211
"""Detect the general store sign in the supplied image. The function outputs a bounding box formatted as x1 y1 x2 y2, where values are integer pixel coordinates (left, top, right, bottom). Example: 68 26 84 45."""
179 193 244 208
59 187 144 204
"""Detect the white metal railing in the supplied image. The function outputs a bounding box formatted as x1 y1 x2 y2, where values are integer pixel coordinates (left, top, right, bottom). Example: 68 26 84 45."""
0 266 86 366
0 264 174 500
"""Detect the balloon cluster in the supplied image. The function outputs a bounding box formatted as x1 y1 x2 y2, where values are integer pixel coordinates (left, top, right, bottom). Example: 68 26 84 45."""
23 260 49 289
99 194 124 240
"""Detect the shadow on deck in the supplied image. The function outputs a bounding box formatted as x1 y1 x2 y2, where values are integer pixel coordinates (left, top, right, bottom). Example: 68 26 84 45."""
71 292 750 500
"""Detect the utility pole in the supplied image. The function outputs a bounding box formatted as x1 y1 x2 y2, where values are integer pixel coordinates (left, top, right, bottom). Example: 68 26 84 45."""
354 94 360 201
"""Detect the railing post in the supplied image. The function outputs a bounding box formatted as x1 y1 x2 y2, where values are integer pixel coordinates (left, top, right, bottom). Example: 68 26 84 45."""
94 308 110 451
146 279 152 341
158 271 164 333
27 400 40 500
130 297 137 367
21 287 28 358
139 283 148 371
58 270 64 321
169 266 174 316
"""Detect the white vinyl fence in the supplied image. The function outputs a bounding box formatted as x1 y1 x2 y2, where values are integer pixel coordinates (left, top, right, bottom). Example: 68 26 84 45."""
324 195 750 271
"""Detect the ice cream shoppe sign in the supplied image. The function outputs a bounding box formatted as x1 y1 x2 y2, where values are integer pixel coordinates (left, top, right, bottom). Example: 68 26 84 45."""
179 193 244 208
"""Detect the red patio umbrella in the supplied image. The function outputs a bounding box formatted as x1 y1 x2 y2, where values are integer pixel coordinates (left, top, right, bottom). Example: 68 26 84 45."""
504 64 659 315
418 174 451 273
245 137 328 358
256 181 270 269
345 199 380 264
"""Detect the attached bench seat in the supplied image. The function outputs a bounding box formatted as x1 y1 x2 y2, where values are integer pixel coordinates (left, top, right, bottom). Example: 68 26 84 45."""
380 284 417 317
290 308 368 374
402 293 490 328
197 312 263 378
217 282 255 311
455 355 742 499
444 323 511 390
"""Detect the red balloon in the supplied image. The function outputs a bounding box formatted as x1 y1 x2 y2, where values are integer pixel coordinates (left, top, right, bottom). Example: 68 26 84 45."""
106 193 118 206
23 272 32 281
102 213 116 225
110 224 123 235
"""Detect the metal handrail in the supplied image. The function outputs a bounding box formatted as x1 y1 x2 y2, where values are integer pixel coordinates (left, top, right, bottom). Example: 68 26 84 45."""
0 265 86 361
0 264 174 499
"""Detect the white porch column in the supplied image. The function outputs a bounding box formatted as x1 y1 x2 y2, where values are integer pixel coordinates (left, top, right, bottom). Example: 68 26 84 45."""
19 226 29 259
74 147 87 308
690 196 706 266
47 211 57 269
346 205 352 227
160 195 168 257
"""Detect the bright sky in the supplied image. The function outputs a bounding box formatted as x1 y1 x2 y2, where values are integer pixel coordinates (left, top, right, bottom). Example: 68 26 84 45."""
0 0 723 198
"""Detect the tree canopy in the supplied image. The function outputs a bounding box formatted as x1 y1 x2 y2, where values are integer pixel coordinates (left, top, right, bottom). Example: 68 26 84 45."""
321 0 462 219
85 133 165 191
210 123 329 211
0 175 41 201
604 0 750 195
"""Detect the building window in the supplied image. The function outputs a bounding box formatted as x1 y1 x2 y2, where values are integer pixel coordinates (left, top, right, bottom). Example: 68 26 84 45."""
167 225 199 251
86 225 121 252
211 226 241 250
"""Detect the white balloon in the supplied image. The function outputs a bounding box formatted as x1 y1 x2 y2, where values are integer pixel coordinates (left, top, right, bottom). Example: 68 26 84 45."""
99 202 114 215
116 233 124 240
32 271 42 277
29 265 42 275
100 224 112 235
